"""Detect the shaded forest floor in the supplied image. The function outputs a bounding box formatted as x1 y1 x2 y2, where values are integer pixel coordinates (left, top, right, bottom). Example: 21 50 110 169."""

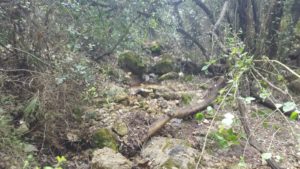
1 58 300 169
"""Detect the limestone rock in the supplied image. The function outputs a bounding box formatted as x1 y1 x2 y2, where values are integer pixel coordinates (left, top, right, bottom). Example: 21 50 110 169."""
158 72 179 81
141 137 199 169
143 41 162 56
92 147 133 169
151 56 175 75
118 51 148 76
105 85 129 104
112 119 128 137
91 128 118 151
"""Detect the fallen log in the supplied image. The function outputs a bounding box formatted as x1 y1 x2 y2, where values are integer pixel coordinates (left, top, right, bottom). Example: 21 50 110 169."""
120 76 226 157
237 98 282 169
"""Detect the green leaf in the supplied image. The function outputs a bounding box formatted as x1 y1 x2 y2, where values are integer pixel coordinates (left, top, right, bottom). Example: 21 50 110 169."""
201 65 209 71
282 101 296 113
195 112 205 121
24 96 39 114
259 89 270 101
289 111 299 120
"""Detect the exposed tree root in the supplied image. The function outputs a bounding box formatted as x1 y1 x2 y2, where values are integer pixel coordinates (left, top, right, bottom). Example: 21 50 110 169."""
237 98 282 169
120 77 226 157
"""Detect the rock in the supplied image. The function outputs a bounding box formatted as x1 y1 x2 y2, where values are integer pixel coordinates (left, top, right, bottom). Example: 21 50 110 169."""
135 88 154 97
179 60 201 74
112 119 128 137
92 147 133 169
289 79 300 94
16 121 29 134
118 51 148 76
141 137 199 169
143 41 162 56
151 55 175 75
142 73 158 83
91 128 118 151
105 85 129 104
158 72 179 81
157 92 181 100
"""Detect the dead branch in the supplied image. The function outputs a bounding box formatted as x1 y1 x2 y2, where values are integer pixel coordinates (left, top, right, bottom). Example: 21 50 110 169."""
237 98 282 169
193 0 215 24
251 67 288 97
176 28 209 60
212 0 229 33
121 77 226 157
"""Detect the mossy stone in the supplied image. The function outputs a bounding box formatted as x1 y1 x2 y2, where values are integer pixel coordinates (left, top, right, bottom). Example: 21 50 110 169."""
151 57 175 75
158 72 179 81
91 128 118 151
149 41 162 55
118 51 147 76
161 159 181 169
112 120 128 137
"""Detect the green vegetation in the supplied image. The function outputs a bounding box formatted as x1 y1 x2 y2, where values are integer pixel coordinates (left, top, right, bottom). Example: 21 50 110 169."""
91 128 118 151
0 0 300 168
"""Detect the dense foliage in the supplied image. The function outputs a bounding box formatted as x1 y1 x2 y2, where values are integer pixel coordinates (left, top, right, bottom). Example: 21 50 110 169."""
0 0 300 168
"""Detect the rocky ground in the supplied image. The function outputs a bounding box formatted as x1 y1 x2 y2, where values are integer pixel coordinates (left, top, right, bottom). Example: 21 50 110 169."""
63 68 300 169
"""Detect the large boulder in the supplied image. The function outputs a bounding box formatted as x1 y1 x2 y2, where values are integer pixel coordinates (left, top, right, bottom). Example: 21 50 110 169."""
141 137 199 169
91 128 118 151
151 55 176 75
92 147 133 169
104 85 129 104
142 41 162 56
118 51 148 76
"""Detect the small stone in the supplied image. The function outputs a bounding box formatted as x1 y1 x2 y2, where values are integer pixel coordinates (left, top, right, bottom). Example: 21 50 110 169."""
92 147 133 169
203 119 210 124
141 137 199 169
112 120 128 136
158 72 179 81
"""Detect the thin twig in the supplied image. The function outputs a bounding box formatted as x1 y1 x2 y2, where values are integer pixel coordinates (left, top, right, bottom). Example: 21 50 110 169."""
251 67 288 97
195 83 234 169
254 60 300 79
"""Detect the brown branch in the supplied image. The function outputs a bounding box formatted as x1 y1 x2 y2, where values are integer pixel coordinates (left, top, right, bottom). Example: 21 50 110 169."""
97 16 140 60
212 0 229 32
193 0 215 24
176 28 209 60
211 0 230 53
237 98 282 169
193 0 229 54
251 67 288 97
121 77 226 157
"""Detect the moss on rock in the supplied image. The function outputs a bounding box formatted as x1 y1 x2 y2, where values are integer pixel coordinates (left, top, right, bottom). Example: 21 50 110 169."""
151 56 175 75
91 128 118 151
149 41 162 55
158 72 179 81
118 51 147 76
112 120 128 137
